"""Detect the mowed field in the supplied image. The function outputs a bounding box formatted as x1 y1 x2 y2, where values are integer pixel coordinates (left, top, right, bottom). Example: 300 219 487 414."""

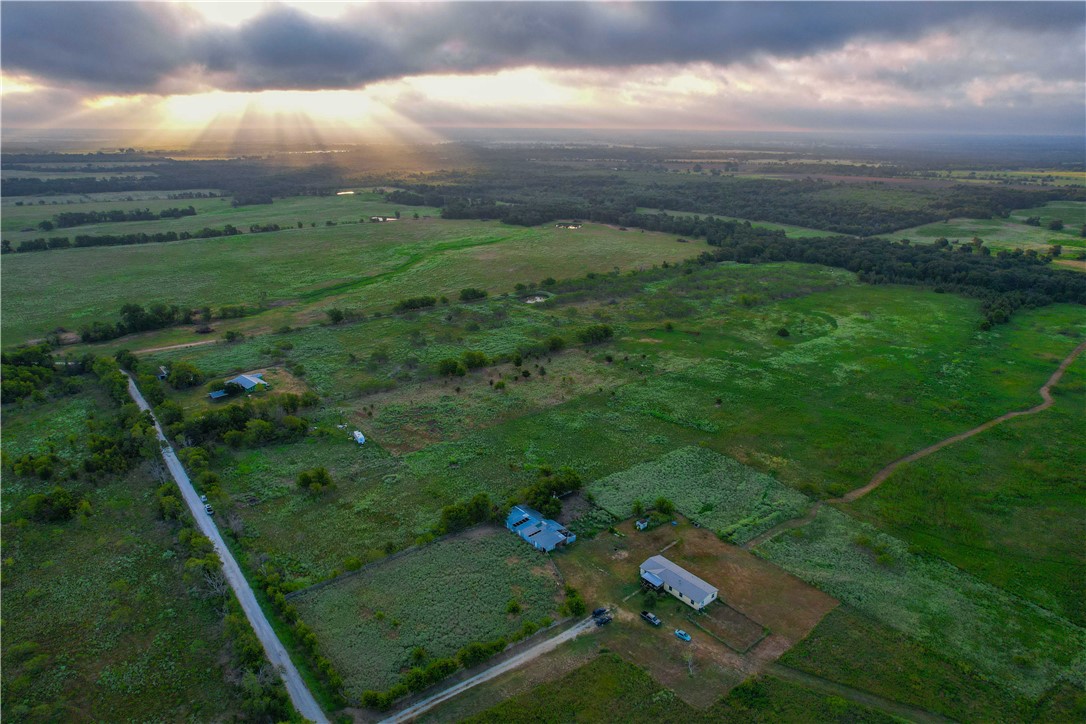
2 213 707 344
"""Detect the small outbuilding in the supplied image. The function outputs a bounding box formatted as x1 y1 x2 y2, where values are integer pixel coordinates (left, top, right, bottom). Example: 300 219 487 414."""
208 389 229 401
506 505 576 553
639 555 718 610
352 430 366 445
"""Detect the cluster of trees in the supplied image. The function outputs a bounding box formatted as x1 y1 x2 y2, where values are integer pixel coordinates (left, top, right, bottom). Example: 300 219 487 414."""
385 188 446 207
48 206 197 228
519 467 583 518
576 324 614 345
80 303 188 342
434 492 498 535
171 392 318 449
437 349 490 377
393 296 438 312
1 344 57 403
4 225 242 254
296 466 335 492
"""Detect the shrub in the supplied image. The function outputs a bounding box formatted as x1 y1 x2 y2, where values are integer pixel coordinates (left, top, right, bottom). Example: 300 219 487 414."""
577 324 613 344
459 287 488 301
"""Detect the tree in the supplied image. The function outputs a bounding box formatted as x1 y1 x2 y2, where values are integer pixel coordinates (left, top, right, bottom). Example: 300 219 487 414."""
167 361 205 389
1049 244 1062 257
326 308 345 324
1047 219 1064 231
545 335 565 352
458 287 488 301
461 350 489 369
577 324 613 345
654 497 675 515
114 349 139 372
437 358 467 376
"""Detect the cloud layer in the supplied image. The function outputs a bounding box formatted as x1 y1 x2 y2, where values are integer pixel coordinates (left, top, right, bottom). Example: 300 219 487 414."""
2 1 1083 135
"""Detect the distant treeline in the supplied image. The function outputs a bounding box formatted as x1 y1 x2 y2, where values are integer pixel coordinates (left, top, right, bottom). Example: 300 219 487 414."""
78 302 253 343
3 224 241 253
709 234 1086 328
48 205 196 228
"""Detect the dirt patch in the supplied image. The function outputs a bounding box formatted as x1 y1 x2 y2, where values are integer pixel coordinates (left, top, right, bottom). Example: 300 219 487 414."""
552 516 838 707
637 337 663 343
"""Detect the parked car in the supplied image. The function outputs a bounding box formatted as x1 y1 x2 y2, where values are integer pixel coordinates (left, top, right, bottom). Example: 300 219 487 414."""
204 504 214 515
199 494 208 504
592 607 609 618
674 629 691 642
595 615 613 626
640 611 661 626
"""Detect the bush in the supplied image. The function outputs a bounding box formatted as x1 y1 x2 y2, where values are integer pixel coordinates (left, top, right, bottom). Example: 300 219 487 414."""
459 287 488 301
297 466 334 491
437 358 467 376
577 324 613 345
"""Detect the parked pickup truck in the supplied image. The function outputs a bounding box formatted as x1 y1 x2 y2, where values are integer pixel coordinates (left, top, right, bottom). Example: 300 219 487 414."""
640 611 661 626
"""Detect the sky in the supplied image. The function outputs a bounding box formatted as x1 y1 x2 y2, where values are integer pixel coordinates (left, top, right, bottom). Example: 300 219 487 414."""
2 1 1083 145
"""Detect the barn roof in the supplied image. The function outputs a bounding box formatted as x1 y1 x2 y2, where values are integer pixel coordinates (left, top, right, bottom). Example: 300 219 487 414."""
228 373 267 390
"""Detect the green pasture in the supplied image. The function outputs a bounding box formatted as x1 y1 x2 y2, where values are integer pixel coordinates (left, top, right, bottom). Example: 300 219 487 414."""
635 207 830 238
0 189 223 207
849 355 1086 625
149 264 1084 581
1 390 242 721
291 529 561 695
2 217 705 344
755 506 1086 699
889 200 1086 251
0 191 440 242
460 653 896 723
781 606 1085 722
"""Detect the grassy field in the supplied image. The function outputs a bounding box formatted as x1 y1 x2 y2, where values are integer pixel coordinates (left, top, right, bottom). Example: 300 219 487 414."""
586 446 811 544
1 389 243 721
753 506 1086 699
461 652 897 723
847 356 1086 626
780 606 1084 722
889 200 1086 252
635 207 831 238
291 528 562 696
2 215 706 344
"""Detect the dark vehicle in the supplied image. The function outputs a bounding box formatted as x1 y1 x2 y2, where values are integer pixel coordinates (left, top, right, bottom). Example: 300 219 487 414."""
592 607 609 618
640 611 661 626
595 615 613 626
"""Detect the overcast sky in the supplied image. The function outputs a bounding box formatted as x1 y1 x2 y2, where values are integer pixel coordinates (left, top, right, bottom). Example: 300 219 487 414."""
2 1 1083 139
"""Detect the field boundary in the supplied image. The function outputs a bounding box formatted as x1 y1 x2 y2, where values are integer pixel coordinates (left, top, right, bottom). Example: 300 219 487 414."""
744 338 1086 550
685 600 769 654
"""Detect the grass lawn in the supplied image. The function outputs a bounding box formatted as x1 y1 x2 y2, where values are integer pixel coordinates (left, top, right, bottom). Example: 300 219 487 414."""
290 527 562 696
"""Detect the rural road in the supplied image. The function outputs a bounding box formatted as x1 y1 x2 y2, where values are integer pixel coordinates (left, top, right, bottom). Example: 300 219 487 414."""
380 617 598 723
125 374 329 724
744 339 1086 550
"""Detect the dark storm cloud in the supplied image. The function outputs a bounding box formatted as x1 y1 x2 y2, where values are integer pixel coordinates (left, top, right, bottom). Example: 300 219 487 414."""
3 1 1083 93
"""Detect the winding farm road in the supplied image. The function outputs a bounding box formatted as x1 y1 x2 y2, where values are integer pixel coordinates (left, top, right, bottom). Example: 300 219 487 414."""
745 339 1086 550
125 374 328 723
379 617 598 724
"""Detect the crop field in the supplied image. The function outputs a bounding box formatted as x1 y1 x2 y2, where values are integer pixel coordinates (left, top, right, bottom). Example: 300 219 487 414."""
3 215 706 344
753 506 1086 698
587 446 810 544
1 390 242 721
290 528 562 695
848 356 1086 626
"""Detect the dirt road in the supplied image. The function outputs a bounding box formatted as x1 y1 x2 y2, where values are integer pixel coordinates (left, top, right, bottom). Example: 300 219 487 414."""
125 374 328 723
380 617 598 723
745 339 1086 549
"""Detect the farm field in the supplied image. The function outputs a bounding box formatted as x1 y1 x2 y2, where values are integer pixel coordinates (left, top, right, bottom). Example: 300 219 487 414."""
847 355 1086 626
752 505 1086 699
0 388 244 721
2 214 707 344
290 528 562 696
143 265 1085 584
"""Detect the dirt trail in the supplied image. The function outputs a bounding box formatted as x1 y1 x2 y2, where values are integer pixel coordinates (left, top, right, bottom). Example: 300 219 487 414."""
134 339 218 355
745 340 1086 550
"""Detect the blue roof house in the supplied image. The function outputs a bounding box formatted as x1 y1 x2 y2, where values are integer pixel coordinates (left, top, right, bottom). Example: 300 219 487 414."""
228 373 267 391
505 505 576 552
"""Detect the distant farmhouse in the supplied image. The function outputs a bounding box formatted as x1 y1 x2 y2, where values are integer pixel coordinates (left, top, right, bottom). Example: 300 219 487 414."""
640 555 718 610
506 505 576 552
555 222 582 229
